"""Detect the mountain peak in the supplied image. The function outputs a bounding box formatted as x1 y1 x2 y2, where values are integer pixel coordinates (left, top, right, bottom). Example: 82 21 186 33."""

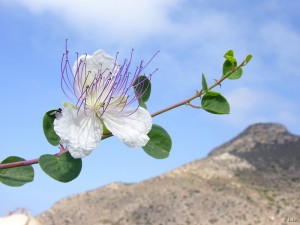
239 123 288 137
209 123 297 157
37 123 300 225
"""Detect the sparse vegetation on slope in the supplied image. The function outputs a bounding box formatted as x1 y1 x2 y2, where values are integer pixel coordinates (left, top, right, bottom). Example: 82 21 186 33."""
37 123 300 225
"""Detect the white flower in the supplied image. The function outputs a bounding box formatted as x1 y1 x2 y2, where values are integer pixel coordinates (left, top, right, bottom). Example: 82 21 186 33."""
54 48 156 158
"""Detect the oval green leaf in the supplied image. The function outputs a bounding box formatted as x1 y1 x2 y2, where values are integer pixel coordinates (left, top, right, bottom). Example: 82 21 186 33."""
43 109 61 146
138 98 147 110
39 152 82 183
228 68 243 80
245 54 253 64
201 91 230 114
133 75 151 102
224 49 234 57
223 59 234 75
143 124 172 159
223 60 243 80
0 156 34 187
224 50 236 63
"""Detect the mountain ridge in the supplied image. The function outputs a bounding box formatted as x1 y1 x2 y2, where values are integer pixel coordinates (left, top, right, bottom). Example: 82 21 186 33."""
37 123 300 225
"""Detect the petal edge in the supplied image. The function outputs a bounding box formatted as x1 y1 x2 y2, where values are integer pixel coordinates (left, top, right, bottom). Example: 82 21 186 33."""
54 107 103 158
103 107 152 148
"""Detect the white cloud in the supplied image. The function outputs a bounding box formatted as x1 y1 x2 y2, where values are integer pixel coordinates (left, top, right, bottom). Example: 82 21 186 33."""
1 0 181 43
259 21 300 76
222 87 300 128
2 0 300 128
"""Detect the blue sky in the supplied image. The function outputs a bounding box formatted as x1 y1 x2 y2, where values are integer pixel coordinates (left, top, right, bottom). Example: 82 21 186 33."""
0 0 300 216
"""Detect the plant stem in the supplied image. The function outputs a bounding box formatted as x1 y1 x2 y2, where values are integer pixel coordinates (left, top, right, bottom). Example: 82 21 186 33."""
0 158 39 169
151 59 246 117
0 59 247 169
0 148 68 169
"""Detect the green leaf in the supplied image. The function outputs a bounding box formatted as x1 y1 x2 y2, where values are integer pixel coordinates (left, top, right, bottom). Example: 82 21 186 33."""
225 49 234 57
223 59 234 75
143 124 172 159
133 75 151 102
201 91 230 114
245 54 253 64
0 156 34 187
43 109 61 146
202 73 208 92
39 152 82 183
223 60 243 80
224 50 236 63
138 98 147 110
228 68 243 80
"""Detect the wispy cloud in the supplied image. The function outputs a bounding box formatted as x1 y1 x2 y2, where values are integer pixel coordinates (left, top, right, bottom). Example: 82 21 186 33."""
259 21 300 77
1 0 181 44
1 0 299 129
223 87 300 128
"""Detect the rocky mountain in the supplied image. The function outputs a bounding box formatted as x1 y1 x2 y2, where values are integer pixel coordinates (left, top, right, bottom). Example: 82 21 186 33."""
37 123 300 225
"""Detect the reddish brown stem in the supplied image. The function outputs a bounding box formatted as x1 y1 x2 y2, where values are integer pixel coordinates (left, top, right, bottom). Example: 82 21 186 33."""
0 149 68 169
0 58 248 170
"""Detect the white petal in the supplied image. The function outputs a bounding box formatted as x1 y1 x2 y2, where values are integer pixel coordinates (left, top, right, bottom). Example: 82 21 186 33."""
72 49 116 87
103 107 152 148
54 107 103 158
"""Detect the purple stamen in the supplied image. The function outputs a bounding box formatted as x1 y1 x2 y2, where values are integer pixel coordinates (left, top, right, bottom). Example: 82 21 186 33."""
60 43 158 118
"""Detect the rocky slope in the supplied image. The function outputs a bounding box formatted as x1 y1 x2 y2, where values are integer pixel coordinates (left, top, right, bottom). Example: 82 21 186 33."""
37 123 300 225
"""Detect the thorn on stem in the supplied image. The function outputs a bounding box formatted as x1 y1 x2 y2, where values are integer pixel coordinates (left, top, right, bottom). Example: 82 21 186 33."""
214 79 221 87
